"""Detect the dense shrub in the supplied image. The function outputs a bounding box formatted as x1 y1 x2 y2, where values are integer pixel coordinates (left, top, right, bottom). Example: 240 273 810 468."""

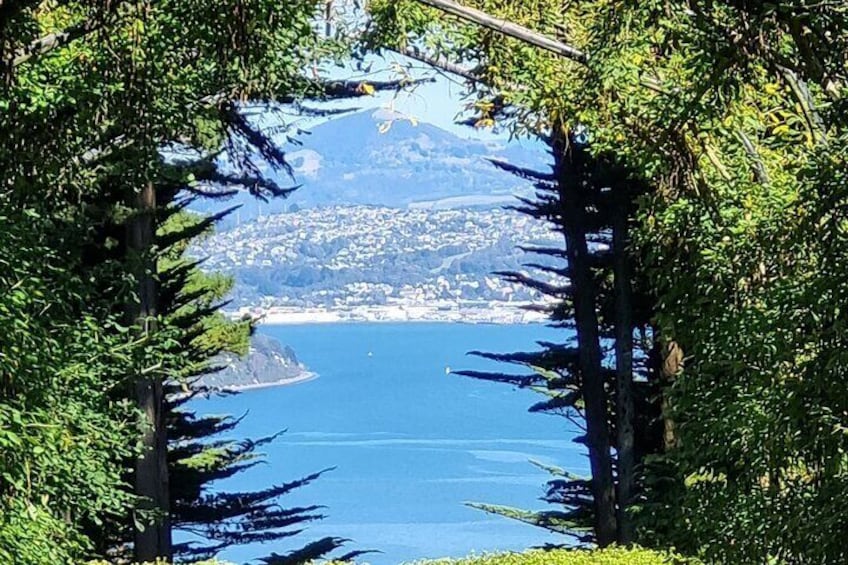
85 546 696 565
326 547 697 565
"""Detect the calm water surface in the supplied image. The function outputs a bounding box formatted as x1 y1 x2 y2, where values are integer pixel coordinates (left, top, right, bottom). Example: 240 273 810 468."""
193 323 586 564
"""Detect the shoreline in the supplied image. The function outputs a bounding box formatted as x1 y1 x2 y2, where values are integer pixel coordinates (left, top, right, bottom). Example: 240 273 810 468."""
217 371 319 393
230 302 550 326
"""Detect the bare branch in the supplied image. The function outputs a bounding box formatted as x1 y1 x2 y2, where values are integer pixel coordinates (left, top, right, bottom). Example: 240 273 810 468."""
735 130 770 184
10 17 103 68
392 45 482 83
411 0 588 64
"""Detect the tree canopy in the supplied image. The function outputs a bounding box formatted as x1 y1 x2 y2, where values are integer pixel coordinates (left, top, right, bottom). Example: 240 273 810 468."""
2 1 848 563
1 1 368 562
366 1 848 562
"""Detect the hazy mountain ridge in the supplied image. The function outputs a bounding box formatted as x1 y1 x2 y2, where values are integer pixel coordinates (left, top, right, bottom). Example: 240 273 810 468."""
193 110 550 223
189 112 560 322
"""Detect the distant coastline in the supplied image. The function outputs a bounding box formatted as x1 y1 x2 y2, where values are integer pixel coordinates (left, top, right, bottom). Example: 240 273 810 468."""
231 301 550 326
219 371 318 392
197 333 314 391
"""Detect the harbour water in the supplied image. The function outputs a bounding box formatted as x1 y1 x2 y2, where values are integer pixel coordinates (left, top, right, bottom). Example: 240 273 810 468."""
191 322 586 564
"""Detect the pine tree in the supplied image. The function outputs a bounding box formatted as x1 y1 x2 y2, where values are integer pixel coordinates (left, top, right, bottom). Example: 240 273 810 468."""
158 205 362 562
2 1 390 561
456 135 663 545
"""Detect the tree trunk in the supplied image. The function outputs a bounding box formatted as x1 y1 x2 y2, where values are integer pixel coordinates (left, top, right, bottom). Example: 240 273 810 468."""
612 182 635 544
553 132 617 545
128 181 171 562
661 340 683 451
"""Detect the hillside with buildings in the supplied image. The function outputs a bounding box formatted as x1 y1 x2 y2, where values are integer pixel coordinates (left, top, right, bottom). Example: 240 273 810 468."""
192 205 564 323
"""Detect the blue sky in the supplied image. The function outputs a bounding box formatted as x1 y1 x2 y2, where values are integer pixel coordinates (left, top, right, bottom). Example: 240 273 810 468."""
269 51 543 151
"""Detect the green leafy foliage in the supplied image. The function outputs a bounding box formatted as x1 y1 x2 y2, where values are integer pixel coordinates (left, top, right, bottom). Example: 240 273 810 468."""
0 209 137 564
366 1 848 562
1 0 364 562
89 547 695 565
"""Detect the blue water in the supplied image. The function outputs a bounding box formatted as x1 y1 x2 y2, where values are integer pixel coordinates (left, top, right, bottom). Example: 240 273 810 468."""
191 323 586 564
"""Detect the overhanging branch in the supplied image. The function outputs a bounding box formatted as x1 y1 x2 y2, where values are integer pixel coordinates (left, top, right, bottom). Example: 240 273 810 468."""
412 0 588 64
11 17 103 68
393 46 482 83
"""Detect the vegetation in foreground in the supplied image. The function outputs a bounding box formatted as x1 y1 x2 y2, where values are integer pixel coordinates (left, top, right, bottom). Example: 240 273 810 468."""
97 546 696 565
3 0 847 564
379 547 694 565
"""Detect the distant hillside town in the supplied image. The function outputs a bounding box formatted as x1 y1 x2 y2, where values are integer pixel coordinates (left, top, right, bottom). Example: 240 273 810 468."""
189 109 560 324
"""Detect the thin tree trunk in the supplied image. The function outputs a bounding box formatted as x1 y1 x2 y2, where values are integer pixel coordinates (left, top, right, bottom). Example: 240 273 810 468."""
128 181 171 562
612 183 635 544
554 132 617 545
661 340 683 451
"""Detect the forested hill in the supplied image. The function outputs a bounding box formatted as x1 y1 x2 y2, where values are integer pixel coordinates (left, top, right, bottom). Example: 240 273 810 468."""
191 109 549 223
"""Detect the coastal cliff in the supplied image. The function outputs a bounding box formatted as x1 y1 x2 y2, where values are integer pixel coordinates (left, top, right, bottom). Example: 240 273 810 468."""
199 334 315 391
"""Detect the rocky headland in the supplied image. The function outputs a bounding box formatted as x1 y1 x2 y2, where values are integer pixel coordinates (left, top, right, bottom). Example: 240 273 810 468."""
198 333 316 391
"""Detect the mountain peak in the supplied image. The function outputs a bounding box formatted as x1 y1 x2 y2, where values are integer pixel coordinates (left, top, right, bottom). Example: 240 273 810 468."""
191 110 550 222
